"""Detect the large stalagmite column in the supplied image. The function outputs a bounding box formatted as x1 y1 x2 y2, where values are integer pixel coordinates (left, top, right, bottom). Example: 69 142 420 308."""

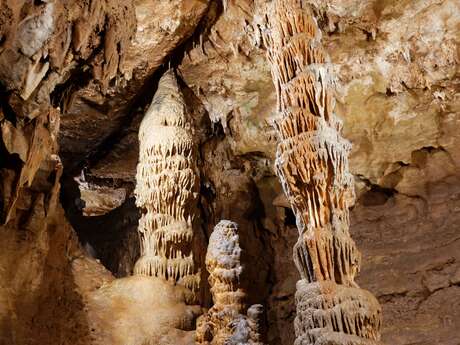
134 69 200 295
264 1 384 344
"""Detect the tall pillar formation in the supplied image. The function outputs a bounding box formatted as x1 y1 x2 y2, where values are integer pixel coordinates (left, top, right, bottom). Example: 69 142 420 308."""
134 69 201 296
264 1 384 344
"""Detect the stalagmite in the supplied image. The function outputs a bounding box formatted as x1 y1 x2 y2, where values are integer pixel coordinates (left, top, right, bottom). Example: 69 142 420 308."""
134 69 200 294
196 220 264 345
263 1 384 344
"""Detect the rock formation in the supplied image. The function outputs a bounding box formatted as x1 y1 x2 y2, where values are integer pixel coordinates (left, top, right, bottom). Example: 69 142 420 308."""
1 1 459 344
196 220 264 345
134 69 201 295
264 1 384 344
58 0 211 170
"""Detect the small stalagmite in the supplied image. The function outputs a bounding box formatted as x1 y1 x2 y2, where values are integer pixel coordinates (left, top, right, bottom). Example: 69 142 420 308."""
134 69 200 294
264 1 385 344
196 220 264 345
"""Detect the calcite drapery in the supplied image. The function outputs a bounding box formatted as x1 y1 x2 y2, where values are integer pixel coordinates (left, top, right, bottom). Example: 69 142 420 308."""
134 69 200 294
196 220 264 345
264 1 384 344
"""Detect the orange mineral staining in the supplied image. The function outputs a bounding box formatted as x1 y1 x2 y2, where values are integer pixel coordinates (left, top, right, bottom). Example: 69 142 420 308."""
264 1 384 344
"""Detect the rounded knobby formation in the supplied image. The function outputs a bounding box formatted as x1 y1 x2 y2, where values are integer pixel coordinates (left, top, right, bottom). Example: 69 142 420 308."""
196 220 263 345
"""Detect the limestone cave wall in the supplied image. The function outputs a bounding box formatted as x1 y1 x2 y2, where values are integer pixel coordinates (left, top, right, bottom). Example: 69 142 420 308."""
0 1 459 345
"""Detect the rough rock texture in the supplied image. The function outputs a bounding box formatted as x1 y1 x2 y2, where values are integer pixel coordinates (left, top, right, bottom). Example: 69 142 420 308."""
0 0 136 103
58 0 211 171
178 1 460 344
264 1 383 344
81 274 202 345
196 220 264 345
78 182 127 217
134 69 201 294
0 1 459 345
0 1 208 344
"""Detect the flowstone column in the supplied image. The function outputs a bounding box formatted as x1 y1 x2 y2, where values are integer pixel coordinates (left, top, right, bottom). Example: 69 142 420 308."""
264 1 384 344
134 69 200 295
196 220 264 345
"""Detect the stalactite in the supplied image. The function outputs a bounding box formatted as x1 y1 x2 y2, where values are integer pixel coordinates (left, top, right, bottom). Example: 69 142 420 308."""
134 69 200 294
263 1 384 344
196 220 264 345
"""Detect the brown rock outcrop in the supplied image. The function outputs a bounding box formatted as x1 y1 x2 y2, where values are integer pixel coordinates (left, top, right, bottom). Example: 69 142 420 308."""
0 0 136 111
58 0 211 170
0 3 206 344
0 72 202 345
1 1 459 344
264 1 383 344
178 1 460 343
196 220 264 345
